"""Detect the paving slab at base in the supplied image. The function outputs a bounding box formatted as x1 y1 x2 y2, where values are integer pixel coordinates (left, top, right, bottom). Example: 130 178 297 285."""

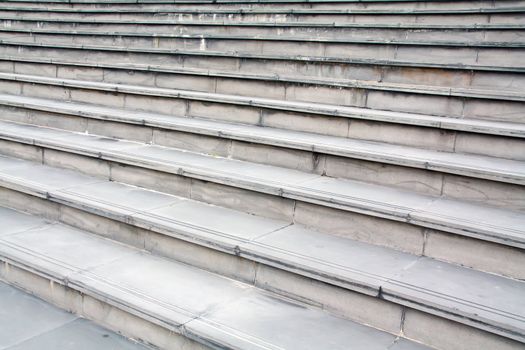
0 280 150 350
0 206 431 350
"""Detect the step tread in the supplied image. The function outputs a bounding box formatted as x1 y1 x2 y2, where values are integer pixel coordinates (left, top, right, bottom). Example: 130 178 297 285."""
0 157 524 342
0 120 523 249
3 16 525 29
1 4 525 14
4 51 525 105
0 205 432 350
2 70 525 137
3 39 522 73
2 93 525 184
4 26 525 49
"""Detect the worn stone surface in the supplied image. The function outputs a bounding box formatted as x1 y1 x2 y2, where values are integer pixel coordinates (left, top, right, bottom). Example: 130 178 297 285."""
0 207 430 350
0 3 524 349
0 280 150 350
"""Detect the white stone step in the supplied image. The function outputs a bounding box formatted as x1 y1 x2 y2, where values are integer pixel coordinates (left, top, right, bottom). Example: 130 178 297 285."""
5 53 525 106
0 120 523 249
1 4 524 25
0 12 525 30
2 61 524 128
2 2 525 14
1 93 524 185
0 205 433 350
1 28 524 74
2 20 524 47
1 0 523 12
0 157 524 344
1 92 523 161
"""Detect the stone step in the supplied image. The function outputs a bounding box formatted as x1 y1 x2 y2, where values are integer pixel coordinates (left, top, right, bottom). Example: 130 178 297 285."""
1 1 525 12
1 74 524 205
1 90 523 158
1 25 523 74
4 41 525 106
1 1 525 18
0 156 524 349
2 69 525 161
1 9 524 26
2 20 524 45
0 205 437 350
2 54 524 126
0 119 524 251
3 17 525 51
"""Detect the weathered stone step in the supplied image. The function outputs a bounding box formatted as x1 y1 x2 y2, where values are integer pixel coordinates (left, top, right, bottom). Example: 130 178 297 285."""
0 120 524 250
2 0 525 15
3 49 525 107
3 70 525 158
2 86 524 164
2 23 524 47
2 51 524 125
2 90 523 156
4 42 525 104
0 157 524 348
1 9 525 26
2 72 525 183
1 24 523 73
0 205 436 350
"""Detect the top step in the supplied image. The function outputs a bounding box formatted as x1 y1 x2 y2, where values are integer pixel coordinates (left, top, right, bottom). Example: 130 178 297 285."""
1 0 525 12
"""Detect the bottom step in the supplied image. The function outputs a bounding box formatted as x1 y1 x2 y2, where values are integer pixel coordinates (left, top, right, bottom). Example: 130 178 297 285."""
0 206 430 350
0 280 151 350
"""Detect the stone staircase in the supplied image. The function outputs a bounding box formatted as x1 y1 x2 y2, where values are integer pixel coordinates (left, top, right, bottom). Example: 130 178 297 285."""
0 1 524 349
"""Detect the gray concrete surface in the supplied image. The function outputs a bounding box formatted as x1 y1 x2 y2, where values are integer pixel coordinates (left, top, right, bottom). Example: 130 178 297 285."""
0 280 150 350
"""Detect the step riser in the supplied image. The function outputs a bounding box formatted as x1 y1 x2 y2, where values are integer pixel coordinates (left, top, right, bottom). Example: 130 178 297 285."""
1 58 524 129
1 139 524 283
2 29 525 71
1 178 524 350
0 259 210 350
2 12 525 25
2 23 524 45
4 44 525 101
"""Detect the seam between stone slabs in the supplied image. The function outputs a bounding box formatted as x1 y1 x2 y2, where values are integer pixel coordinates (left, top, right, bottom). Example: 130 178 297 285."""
3 316 80 350
0 128 523 249
1 40 522 73
380 292 525 342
